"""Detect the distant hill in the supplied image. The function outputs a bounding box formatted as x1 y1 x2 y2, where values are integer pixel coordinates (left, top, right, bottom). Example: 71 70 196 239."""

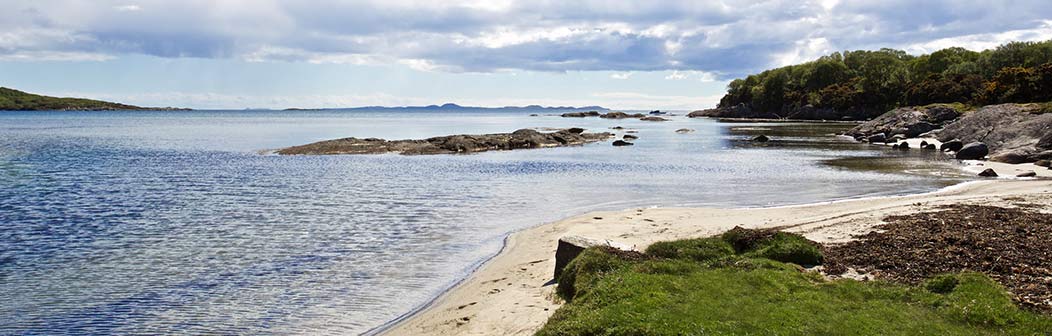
284 103 609 112
0 87 186 111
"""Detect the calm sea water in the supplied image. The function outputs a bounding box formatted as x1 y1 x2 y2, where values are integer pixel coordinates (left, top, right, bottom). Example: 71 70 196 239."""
0 110 972 335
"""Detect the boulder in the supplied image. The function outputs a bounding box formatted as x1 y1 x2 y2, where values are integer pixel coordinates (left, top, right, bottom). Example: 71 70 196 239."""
940 139 964 152
675 128 694 134
920 140 929 148
1036 160 1051 167
639 116 668 122
566 127 585 134
978 168 998 177
611 126 624 130
529 114 539 117
1039 132 1052 150
892 144 900 149
924 144 937 150
1017 171 1037 177
990 151 1032 164
752 135 770 142
612 140 634 146
938 103 1052 161
867 133 887 143
623 134 639 140
956 142 989 160
898 142 910 150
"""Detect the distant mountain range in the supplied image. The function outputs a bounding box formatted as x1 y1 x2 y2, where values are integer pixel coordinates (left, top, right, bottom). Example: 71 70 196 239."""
283 103 609 112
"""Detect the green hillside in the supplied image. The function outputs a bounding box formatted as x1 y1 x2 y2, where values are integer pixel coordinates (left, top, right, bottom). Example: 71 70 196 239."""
0 87 144 111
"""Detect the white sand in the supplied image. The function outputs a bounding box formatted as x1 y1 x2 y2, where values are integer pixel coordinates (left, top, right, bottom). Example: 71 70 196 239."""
381 178 1052 336
882 138 1051 178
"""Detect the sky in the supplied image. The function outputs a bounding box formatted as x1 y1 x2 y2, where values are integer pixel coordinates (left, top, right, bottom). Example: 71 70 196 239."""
1 1 1051 110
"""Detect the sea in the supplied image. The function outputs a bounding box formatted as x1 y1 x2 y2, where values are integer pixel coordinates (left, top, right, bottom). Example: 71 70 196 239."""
0 109 973 335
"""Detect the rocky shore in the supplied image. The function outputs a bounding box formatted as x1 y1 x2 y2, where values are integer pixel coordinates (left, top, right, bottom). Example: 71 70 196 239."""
276 128 613 155
843 103 1052 164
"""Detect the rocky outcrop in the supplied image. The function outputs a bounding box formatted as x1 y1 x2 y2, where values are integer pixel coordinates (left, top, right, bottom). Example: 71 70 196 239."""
688 103 880 120
845 105 960 139
561 111 601 118
277 128 613 155
937 104 1052 163
600 112 647 119
639 116 668 121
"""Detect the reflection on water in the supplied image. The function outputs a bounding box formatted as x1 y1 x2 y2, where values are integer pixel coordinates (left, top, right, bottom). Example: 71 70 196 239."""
0 110 972 335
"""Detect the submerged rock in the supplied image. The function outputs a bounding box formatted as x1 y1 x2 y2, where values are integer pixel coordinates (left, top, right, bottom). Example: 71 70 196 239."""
978 168 998 177
752 135 770 142
623 134 639 140
277 128 613 155
1017 171 1037 177
600 112 646 119
612 140 634 146
639 116 668 121
956 142 990 160
675 128 694 134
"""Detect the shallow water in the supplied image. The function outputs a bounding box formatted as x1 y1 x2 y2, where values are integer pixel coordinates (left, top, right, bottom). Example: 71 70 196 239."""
0 110 971 335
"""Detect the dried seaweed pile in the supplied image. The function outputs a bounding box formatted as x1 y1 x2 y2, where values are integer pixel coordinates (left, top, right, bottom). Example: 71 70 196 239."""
825 205 1052 311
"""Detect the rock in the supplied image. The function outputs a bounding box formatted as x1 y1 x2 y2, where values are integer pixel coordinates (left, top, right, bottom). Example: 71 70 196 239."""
612 140 634 146
940 139 964 152
898 142 910 150
938 103 1052 161
600 112 646 119
566 127 585 134
675 128 694 134
924 144 937 150
752 135 770 142
611 126 624 130
920 140 929 148
867 133 887 143
278 128 614 155
1017 171 1037 177
990 151 1033 164
625 130 638 134
845 105 961 138
561 111 601 118
956 142 989 160
1038 132 1052 150
639 116 668 122
623 134 639 140
978 168 998 177
1036 160 1051 167
892 144 900 149
890 134 907 142
529 114 539 116
554 236 631 279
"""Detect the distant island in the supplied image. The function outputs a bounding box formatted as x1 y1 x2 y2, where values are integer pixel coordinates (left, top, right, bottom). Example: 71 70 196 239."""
693 39 1052 120
283 103 609 112
0 87 189 111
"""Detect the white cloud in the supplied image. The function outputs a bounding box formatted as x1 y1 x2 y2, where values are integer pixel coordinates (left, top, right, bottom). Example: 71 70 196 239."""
113 5 141 12
610 72 632 79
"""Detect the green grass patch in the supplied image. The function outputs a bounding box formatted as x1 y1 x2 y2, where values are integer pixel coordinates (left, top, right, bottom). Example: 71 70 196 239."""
542 228 1052 335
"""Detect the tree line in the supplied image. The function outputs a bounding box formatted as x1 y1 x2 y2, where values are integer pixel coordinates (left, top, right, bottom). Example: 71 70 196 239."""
718 40 1052 116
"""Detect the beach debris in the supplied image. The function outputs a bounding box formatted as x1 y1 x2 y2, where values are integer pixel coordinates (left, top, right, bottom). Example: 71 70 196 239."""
824 206 1052 312
623 134 638 140
956 142 989 160
978 168 998 177
675 128 694 134
1017 171 1037 177
940 139 964 152
612 140 634 146
752 135 770 142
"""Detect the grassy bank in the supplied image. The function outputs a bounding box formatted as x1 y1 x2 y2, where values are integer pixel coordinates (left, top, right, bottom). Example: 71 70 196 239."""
539 228 1052 335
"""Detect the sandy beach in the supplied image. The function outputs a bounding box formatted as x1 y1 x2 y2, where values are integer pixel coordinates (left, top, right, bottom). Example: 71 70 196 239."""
381 172 1051 336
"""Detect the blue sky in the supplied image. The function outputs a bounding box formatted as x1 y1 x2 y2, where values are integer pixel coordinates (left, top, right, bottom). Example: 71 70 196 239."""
1 1 1051 110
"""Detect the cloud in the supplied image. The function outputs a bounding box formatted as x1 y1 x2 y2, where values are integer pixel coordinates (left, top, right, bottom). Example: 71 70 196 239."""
2 0 1052 77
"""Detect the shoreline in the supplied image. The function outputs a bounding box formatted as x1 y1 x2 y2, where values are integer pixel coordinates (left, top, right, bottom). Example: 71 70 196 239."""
378 173 1051 335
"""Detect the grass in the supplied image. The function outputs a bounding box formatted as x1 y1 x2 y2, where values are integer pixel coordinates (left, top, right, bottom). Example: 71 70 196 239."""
539 228 1052 336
